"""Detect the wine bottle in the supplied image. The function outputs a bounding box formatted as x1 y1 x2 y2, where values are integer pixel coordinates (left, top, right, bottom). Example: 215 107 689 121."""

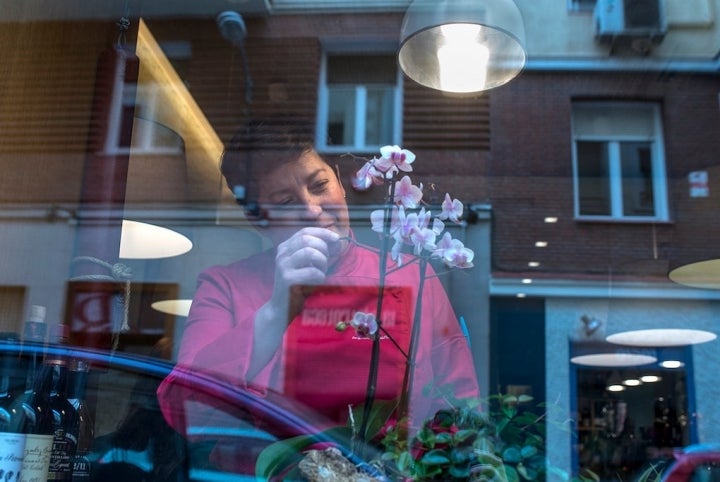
0 333 25 482
46 342 79 481
67 360 93 482
13 306 54 482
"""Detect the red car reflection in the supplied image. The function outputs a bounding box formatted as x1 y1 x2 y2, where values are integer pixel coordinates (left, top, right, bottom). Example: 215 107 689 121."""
637 444 720 482
0 340 383 482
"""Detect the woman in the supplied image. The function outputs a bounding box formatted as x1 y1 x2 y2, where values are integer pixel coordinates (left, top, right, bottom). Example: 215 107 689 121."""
157 130 479 433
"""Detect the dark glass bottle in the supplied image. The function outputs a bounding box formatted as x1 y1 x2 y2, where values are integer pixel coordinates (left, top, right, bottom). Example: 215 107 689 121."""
46 354 78 481
0 334 25 481
13 359 54 482
67 360 93 482
12 305 54 482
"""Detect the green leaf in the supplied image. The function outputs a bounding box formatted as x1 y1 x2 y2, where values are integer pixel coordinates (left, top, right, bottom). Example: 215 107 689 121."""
453 429 477 444
474 450 504 468
450 447 470 464
520 445 538 459
255 426 361 479
350 398 399 441
397 451 414 473
449 463 471 478
417 427 436 447
517 463 538 480
435 432 453 444
502 446 522 464
505 465 521 482
255 434 313 479
420 449 451 466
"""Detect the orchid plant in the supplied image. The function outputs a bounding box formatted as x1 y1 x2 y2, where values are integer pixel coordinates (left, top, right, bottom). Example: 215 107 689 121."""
353 145 473 269
343 145 475 445
256 146 477 481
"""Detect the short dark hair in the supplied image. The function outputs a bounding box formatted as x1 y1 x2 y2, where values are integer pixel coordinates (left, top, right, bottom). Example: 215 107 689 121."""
221 120 316 206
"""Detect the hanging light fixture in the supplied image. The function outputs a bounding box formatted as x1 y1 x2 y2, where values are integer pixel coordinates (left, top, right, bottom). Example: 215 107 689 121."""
606 328 716 347
571 341 657 367
151 299 192 317
398 0 526 94
118 220 192 259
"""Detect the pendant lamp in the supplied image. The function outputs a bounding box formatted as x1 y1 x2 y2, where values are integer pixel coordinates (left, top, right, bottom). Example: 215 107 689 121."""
398 0 526 94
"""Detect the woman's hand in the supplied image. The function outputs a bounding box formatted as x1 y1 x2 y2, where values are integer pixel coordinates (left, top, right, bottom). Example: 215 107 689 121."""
270 227 341 322
248 227 341 380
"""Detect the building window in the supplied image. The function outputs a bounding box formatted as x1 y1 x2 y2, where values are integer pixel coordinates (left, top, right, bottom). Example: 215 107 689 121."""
316 53 401 153
571 102 668 221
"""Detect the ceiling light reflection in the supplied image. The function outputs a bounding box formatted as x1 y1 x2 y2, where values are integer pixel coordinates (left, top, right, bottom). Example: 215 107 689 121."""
570 353 657 367
119 220 193 259
607 328 716 347
660 360 684 369
623 378 642 386
151 299 193 317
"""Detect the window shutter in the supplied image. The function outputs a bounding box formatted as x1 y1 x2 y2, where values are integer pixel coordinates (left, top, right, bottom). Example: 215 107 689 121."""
402 80 490 150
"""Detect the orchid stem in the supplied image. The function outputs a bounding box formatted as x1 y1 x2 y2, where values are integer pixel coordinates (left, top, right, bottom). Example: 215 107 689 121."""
358 179 396 446
398 257 427 422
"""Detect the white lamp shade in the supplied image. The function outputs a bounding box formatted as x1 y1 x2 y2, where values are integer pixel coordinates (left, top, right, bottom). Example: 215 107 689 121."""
119 220 193 259
151 299 193 317
570 353 657 367
607 328 717 347
669 259 720 290
399 0 526 93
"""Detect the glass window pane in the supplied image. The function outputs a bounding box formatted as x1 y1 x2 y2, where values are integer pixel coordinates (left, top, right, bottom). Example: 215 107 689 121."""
574 104 655 138
621 142 655 217
364 86 394 146
327 87 356 146
326 54 396 84
577 141 611 216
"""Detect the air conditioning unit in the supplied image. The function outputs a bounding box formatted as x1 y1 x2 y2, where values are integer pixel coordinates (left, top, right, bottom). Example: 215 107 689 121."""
594 0 666 44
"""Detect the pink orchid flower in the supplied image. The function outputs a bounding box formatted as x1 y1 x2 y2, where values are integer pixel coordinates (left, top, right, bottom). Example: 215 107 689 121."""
395 206 419 244
350 312 378 338
370 209 386 234
438 193 464 224
352 160 383 191
410 227 437 255
375 145 415 177
435 234 474 269
394 175 423 209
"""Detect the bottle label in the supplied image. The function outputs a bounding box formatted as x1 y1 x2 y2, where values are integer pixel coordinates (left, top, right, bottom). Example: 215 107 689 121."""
47 428 77 480
19 433 53 482
70 454 91 481
0 432 25 480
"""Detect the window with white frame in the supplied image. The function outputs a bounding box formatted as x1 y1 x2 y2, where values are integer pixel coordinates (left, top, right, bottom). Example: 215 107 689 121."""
571 102 668 221
316 53 401 153
104 42 190 155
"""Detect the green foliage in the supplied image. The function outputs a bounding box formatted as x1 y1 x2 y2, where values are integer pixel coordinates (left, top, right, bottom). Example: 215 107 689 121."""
377 391 592 482
255 390 600 482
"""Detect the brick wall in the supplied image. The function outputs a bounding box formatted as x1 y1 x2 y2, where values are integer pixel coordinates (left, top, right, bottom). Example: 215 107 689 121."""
488 71 720 279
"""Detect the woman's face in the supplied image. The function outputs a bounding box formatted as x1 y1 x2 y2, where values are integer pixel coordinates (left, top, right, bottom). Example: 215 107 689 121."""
256 149 350 245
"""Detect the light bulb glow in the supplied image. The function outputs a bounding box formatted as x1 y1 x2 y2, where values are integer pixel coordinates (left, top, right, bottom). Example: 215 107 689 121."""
622 378 642 386
607 384 625 392
437 24 489 93
660 360 684 369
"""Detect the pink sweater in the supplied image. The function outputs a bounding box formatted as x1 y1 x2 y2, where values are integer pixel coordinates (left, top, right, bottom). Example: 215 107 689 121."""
158 240 479 432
